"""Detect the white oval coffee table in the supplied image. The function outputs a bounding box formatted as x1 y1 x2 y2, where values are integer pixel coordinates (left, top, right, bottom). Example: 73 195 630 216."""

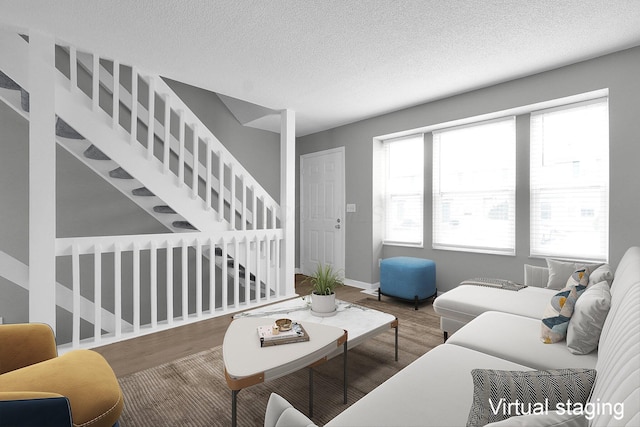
223 316 348 427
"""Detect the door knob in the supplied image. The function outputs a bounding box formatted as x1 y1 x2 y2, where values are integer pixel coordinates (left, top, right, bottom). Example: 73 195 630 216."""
335 224 341 229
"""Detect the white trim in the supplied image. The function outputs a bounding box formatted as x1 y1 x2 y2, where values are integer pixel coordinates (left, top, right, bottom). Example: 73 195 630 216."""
28 31 57 330
280 109 296 297
373 88 609 142
344 277 376 291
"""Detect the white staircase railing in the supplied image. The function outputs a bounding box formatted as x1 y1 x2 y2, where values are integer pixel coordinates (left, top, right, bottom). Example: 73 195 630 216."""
0 29 295 350
0 251 132 335
55 230 284 350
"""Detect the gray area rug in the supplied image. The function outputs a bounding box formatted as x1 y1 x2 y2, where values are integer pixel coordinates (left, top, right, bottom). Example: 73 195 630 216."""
118 297 443 426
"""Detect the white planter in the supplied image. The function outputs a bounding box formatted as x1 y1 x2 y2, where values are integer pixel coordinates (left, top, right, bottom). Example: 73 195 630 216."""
311 292 337 317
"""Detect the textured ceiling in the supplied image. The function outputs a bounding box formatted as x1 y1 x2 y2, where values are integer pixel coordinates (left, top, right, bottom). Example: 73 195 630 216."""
1 1 640 136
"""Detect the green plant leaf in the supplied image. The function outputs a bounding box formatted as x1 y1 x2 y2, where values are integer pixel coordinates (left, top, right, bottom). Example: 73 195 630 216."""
304 263 344 296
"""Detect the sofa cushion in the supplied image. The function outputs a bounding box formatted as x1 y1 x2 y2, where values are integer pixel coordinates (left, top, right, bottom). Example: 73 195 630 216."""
566 281 611 355
433 285 555 329
467 368 596 427
546 259 602 290
540 269 589 344
325 344 531 427
446 312 597 370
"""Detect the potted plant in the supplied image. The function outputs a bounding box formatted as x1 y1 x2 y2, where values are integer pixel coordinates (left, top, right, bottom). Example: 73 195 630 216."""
304 263 344 316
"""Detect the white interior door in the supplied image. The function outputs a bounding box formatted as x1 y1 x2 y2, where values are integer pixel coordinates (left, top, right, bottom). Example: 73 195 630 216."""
300 147 345 277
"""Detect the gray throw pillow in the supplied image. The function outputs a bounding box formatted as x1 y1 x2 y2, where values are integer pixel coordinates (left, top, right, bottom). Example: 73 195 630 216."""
467 368 596 427
546 259 603 290
588 264 614 287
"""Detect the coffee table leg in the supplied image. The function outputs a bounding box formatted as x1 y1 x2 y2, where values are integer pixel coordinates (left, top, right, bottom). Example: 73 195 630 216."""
231 389 239 427
395 323 399 362
343 340 348 404
308 368 314 417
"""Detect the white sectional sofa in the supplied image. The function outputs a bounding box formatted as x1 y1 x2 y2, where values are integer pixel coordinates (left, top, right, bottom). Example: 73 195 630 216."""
268 246 639 426
433 260 614 340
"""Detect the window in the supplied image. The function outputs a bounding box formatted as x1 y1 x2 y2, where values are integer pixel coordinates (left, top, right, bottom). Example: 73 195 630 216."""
433 117 516 255
383 134 424 246
530 98 609 261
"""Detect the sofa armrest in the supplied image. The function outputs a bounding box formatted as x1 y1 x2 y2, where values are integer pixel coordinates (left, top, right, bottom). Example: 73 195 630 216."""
523 264 549 288
0 323 58 374
0 393 72 427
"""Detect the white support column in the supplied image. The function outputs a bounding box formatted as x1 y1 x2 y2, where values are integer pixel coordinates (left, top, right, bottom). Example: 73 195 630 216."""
28 31 57 331
280 109 295 296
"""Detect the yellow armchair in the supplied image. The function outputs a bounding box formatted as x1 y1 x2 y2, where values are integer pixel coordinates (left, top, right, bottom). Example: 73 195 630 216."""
0 323 123 427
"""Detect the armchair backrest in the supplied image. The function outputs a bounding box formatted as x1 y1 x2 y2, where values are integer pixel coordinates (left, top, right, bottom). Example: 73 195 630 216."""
0 323 58 375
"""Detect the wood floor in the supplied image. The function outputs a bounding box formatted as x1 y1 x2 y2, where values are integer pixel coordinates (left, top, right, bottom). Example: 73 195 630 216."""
94 275 368 377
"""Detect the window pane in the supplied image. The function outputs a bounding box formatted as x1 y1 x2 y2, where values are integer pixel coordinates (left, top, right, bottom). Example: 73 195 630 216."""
433 118 516 255
530 98 609 261
384 135 424 246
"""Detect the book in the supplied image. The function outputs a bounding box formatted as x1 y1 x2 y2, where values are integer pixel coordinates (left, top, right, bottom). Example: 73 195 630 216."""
257 322 310 347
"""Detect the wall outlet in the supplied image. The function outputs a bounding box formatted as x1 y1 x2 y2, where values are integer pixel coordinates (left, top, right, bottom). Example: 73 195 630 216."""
346 203 356 213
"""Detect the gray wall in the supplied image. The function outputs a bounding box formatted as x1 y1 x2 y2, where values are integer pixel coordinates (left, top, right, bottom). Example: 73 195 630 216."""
163 78 281 203
0 100 170 326
297 46 640 292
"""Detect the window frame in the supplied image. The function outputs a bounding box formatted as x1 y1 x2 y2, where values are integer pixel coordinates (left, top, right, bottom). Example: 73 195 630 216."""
529 97 610 262
382 134 424 247
432 116 517 256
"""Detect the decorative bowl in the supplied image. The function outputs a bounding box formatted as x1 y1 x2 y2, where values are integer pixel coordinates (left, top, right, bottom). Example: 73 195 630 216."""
275 318 292 331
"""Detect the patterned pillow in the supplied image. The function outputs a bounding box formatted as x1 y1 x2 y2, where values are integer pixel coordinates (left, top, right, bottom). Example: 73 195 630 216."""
540 267 589 343
467 368 596 427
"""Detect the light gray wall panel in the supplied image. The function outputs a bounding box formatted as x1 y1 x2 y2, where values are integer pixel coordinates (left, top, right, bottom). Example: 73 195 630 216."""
163 78 281 203
297 46 640 292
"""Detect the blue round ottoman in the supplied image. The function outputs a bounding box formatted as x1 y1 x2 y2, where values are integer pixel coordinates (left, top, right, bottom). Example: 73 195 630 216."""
379 257 436 309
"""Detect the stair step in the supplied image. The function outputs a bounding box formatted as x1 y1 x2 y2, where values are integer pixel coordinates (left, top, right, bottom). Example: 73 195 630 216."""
172 221 197 230
153 205 176 214
132 187 155 197
109 167 133 179
226 259 256 282
20 88 29 112
84 144 110 161
56 118 84 139
0 70 21 90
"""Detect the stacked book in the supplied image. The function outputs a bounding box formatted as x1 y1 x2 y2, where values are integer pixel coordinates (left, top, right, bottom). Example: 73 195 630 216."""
257 322 310 347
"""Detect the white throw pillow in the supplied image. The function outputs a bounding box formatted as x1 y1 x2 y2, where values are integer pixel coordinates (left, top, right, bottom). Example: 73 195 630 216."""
566 281 611 355
546 259 602 290
264 393 317 427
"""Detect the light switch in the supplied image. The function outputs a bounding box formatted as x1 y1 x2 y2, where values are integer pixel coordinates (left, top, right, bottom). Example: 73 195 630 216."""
346 203 356 213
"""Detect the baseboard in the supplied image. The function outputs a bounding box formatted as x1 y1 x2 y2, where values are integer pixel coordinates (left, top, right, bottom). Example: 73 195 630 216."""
344 278 377 291
296 271 378 294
